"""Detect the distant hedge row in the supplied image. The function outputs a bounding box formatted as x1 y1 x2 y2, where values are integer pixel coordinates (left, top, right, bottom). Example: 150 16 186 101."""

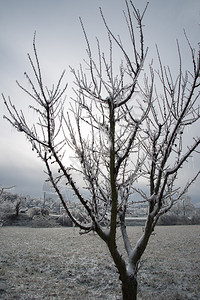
158 214 200 226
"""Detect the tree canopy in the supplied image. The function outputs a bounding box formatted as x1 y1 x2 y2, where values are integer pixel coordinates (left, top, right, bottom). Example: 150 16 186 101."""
2 1 200 299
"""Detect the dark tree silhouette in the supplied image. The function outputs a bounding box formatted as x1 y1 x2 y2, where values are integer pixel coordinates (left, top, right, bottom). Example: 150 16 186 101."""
3 1 200 299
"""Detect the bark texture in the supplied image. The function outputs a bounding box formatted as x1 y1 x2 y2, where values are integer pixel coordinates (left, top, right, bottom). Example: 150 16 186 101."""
121 273 137 300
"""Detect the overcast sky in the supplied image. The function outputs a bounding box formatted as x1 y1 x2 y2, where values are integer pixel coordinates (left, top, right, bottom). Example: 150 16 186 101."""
0 0 200 205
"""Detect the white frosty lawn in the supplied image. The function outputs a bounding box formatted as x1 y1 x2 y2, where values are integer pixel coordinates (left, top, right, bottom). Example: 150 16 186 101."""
0 225 199 299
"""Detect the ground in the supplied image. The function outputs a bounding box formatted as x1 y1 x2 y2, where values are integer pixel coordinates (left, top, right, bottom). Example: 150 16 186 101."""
0 226 199 299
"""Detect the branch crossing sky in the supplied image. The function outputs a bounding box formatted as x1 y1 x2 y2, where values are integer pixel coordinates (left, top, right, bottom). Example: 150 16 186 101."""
0 0 199 205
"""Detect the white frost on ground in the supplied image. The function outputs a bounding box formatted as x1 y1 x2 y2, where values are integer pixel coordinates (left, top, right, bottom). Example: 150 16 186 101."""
0 226 199 299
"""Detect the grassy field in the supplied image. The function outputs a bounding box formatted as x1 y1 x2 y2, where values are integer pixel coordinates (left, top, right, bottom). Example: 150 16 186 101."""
0 225 199 299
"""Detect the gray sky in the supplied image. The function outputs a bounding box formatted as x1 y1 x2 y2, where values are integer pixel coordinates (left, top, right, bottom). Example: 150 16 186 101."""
0 0 200 205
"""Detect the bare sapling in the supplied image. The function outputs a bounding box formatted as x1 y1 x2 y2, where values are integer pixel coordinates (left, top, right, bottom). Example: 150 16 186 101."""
3 1 200 299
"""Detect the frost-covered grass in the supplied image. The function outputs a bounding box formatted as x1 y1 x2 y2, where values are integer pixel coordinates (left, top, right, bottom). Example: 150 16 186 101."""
0 226 199 299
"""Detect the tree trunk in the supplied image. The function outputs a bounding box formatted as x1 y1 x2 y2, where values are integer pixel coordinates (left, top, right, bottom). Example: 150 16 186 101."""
120 273 138 300
15 201 21 216
107 240 138 300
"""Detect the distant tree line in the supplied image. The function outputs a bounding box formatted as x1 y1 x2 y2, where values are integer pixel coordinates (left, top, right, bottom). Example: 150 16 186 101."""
1 189 199 227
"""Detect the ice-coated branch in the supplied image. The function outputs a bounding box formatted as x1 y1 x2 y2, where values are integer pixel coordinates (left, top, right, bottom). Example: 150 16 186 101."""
3 2 200 299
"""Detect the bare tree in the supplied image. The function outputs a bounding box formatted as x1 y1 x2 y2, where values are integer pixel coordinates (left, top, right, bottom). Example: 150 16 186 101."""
2 1 200 299
0 185 15 197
